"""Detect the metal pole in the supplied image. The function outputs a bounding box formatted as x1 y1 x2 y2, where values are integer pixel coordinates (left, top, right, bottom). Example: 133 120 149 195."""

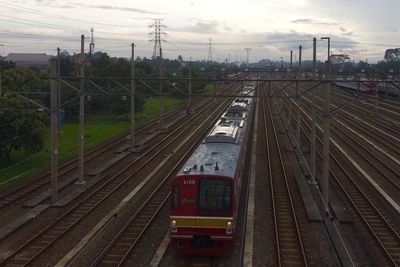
0 64 2 97
311 37 317 179
290 50 293 72
57 47 61 132
130 43 135 152
296 81 301 152
313 38 316 79
213 70 216 99
321 37 331 213
322 82 330 213
298 45 302 79
188 59 192 114
268 80 271 97
298 46 302 69
50 59 59 203
77 34 86 184
287 97 292 133
375 84 379 116
159 47 164 132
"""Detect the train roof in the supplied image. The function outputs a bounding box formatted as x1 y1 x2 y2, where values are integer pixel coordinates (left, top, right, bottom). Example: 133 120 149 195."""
205 124 239 143
177 142 241 178
176 88 254 179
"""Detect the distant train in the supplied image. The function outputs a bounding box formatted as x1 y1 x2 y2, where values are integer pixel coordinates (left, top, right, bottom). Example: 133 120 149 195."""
223 73 240 84
334 79 399 97
169 83 255 256
334 79 376 95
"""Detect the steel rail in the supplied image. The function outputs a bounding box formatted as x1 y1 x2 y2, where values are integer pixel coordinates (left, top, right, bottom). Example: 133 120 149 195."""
291 99 400 266
262 90 308 266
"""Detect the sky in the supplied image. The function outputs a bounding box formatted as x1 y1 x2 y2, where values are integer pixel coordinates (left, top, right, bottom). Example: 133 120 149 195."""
0 0 399 63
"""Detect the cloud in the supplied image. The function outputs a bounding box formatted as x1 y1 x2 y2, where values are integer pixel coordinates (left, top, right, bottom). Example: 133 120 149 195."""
174 19 232 34
72 3 164 15
32 1 163 15
188 20 221 33
291 18 337 25
291 19 312 24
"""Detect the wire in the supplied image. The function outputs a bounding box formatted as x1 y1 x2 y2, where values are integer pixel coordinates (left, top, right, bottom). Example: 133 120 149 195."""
1 14 78 30
0 1 136 28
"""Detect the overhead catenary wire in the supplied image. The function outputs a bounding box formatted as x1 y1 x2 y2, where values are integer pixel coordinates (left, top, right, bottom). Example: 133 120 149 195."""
0 1 142 28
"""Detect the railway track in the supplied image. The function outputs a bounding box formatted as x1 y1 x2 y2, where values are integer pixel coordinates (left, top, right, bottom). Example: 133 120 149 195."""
294 93 400 201
332 86 400 130
0 106 184 208
89 94 234 267
282 87 400 266
0 85 239 266
301 124 400 266
313 92 400 157
261 90 308 266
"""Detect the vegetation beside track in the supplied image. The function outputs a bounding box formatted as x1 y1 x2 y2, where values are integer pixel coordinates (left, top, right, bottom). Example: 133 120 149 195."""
0 97 184 192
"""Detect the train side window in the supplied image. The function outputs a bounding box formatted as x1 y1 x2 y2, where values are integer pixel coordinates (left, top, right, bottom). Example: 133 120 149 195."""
173 186 179 209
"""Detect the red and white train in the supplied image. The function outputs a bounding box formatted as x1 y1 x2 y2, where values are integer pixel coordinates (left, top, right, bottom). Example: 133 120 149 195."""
169 83 255 256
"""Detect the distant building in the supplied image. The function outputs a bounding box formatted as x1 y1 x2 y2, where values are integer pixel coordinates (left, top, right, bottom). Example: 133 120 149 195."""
5 53 52 69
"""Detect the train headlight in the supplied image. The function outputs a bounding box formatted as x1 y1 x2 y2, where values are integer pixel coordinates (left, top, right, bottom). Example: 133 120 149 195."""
226 221 232 227
170 220 177 226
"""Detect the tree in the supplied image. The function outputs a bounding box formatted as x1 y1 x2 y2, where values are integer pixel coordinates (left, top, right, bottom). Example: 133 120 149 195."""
330 54 350 65
59 50 75 76
0 59 16 71
0 96 46 161
384 48 400 62
0 67 47 161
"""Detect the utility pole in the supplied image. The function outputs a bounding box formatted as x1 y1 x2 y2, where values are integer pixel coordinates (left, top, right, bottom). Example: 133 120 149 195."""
77 34 86 184
298 45 302 77
159 46 164 132
375 84 379 116
311 37 317 180
89 28 95 62
57 47 61 131
187 58 192 115
130 43 135 152
321 37 331 213
213 69 216 99
296 46 302 152
287 97 292 134
244 48 252 66
0 44 3 97
296 84 301 153
50 59 59 203
290 50 293 72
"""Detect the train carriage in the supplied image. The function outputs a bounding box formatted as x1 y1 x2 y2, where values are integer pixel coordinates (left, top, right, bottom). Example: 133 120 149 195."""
169 84 255 256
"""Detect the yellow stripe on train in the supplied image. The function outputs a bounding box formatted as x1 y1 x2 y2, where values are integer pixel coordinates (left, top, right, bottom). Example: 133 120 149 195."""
170 216 234 228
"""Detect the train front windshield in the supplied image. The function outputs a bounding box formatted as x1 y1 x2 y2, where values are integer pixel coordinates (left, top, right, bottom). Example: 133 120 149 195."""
198 178 231 211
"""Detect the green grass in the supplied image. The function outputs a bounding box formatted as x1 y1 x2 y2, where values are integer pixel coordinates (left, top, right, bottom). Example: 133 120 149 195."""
202 83 216 93
0 97 184 192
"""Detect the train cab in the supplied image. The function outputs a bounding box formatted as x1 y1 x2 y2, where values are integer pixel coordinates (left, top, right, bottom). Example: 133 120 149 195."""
170 173 235 255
